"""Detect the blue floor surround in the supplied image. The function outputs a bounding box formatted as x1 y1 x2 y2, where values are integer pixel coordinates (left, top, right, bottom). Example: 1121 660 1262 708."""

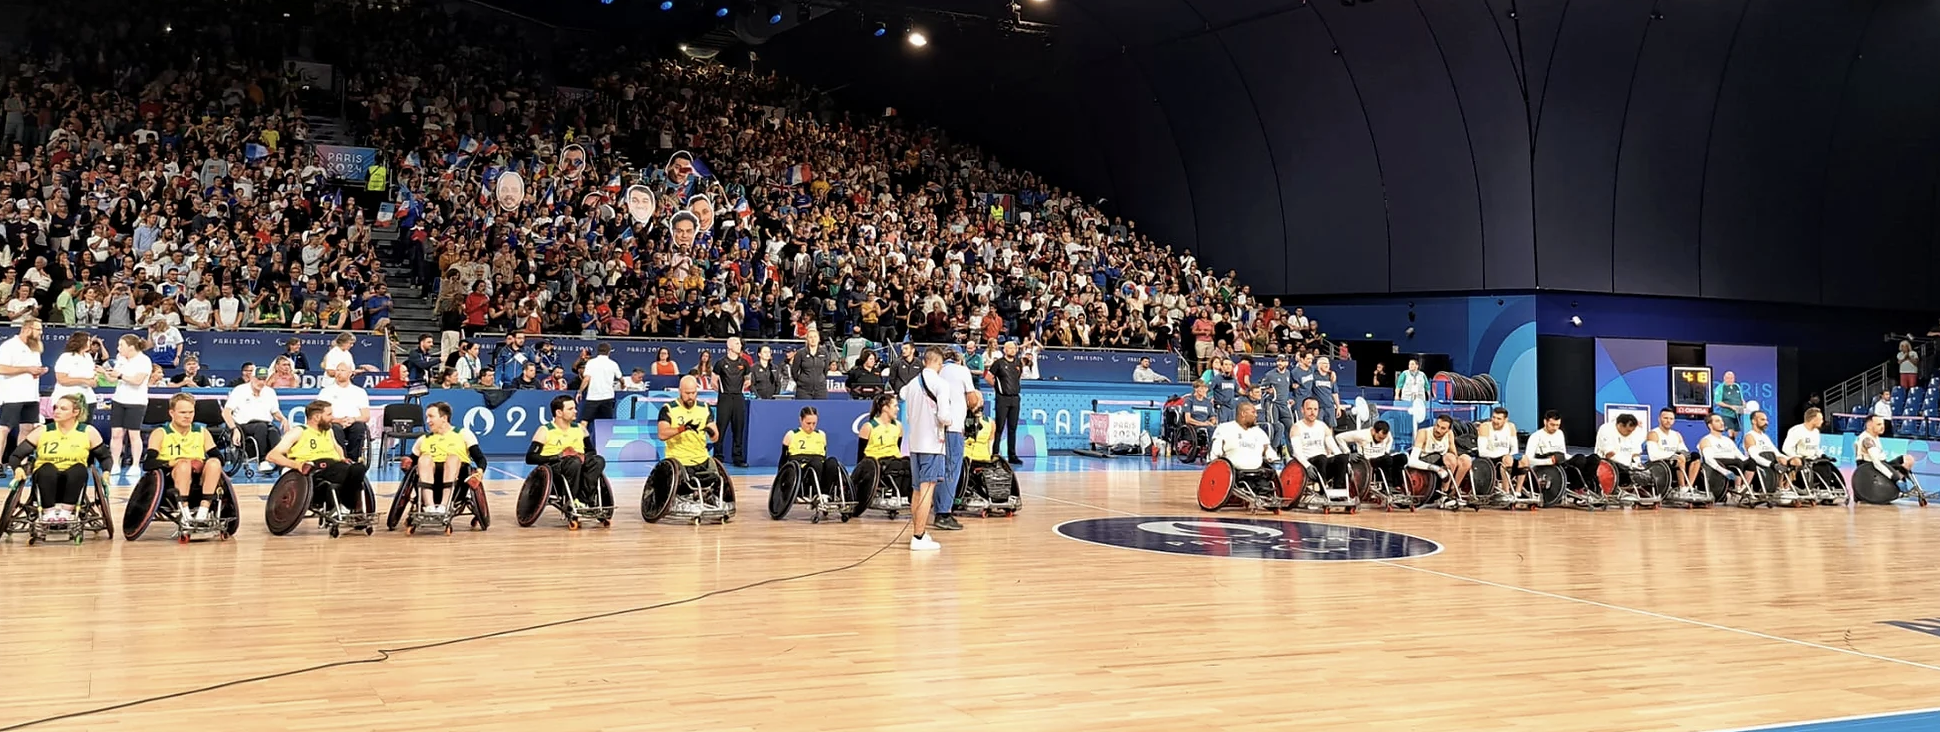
179 450 1920 731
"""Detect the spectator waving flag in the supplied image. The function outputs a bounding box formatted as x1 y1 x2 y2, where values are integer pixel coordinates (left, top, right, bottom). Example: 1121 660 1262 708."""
691 156 715 179
733 196 752 223
458 136 481 155
479 137 499 156
784 164 814 186
604 171 623 193
245 143 269 162
402 151 421 169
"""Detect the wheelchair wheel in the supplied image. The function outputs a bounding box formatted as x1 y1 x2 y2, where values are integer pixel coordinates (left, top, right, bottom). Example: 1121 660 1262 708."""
123 471 167 541
265 471 313 536
1278 461 1307 498
517 467 553 527
0 482 24 540
641 460 679 523
215 475 241 538
1470 458 1499 500
386 472 418 531
1702 468 1733 504
985 462 1017 505
1197 458 1236 511
1595 462 1618 496
769 461 802 520
1532 465 1566 507
1343 455 1371 500
460 477 492 531
84 469 112 539
1853 466 1901 505
706 459 736 515
848 458 880 519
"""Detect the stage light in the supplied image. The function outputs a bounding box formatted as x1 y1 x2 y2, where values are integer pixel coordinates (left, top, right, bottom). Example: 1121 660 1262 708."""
769 11 783 23
873 22 887 36
907 29 927 46
716 5 730 15
601 0 614 5
660 1 674 9
1570 315 1583 327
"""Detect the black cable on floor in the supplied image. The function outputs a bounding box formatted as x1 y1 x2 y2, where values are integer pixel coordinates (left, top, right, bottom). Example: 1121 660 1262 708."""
0 523 912 731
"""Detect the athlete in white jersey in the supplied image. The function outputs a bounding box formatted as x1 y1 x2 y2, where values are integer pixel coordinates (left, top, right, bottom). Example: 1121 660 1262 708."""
1208 402 1276 472
1290 397 1350 488
1781 409 1825 461
1336 420 1406 488
1593 413 1646 490
1697 413 1752 492
1645 408 1698 486
1475 406 1523 491
1407 415 1471 488
1855 415 1912 482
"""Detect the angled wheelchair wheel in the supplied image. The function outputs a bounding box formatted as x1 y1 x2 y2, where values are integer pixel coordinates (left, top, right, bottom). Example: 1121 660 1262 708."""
1405 469 1440 504
848 458 880 519
215 475 241 538
641 460 679 523
517 467 553 527
265 471 313 536
1278 461 1307 498
84 469 113 540
123 471 167 541
1595 462 1618 496
1701 468 1733 504
1344 455 1371 500
0 482 25 540
1197 458 1236 511
386 472 419 531
460 476 492 531
707 459 737 515
1532 465 1566 507
770 461 802 520
1853 466 1900 505
1470 457 1499 500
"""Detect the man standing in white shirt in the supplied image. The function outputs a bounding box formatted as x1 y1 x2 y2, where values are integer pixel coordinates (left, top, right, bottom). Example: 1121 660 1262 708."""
898 347 961 551
933 349 982 532
224 363 291 471
318 367 372 462
0 317 47 468
214 284 245 331
579 343 622 432
183 286 214 330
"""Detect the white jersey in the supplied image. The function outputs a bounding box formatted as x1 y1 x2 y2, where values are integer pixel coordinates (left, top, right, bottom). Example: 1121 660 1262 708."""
1290 420 1337 463
1782 425 1822 460
1593 423 1644 467
1476 422 1518 460
1646 428 1688 462
1209 422 1273 471
1699 432 1746 473
1525 428 1567 465
1744 429 1785 467
1334 428 1394 458
1408 429 1454 471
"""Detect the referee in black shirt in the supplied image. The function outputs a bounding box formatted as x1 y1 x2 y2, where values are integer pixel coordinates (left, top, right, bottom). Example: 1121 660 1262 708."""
985 340 1024 464
713 337 753 467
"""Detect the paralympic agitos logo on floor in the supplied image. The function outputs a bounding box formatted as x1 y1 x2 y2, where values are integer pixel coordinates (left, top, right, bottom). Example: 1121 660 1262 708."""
1053 517 1441 561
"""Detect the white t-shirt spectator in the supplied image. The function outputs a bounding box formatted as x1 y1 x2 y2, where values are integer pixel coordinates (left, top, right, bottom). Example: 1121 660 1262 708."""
111 353 153 406
150 326 184 359
226 383 282 424
216 295 244 328
582 355 622 401
318 382 371 424
939 361 976 434
0 337 41 404
323 346 356 375
5 296 37 324
51 351 96 405
183 296 213 328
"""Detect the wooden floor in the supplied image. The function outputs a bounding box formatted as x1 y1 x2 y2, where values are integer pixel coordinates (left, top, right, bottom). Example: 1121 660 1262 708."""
4 464 1940 731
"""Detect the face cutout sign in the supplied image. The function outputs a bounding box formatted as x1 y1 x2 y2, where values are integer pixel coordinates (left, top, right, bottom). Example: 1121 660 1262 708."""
625 185 656 225
495 171 526 212
669 210 700 248
562 144 588 180
687 193 715 233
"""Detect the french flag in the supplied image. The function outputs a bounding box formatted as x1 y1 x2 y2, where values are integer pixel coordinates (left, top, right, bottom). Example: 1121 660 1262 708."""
784 164 813 186
604 172 622 192
458 136 480 154
479 137 499 156
734 197 751 221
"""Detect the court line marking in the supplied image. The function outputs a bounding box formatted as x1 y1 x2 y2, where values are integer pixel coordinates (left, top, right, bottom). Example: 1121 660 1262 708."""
1029 489 1940 675
1703 705 1940 731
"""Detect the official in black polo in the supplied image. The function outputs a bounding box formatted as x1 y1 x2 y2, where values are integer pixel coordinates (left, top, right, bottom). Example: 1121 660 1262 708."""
985 340 1024 464
713 337 753 467
751 344 786 399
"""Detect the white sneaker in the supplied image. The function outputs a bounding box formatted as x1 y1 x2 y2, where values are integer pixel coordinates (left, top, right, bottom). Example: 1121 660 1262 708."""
426 504 448 515
258 461 274 472
909 535 941 552
193 506 212 523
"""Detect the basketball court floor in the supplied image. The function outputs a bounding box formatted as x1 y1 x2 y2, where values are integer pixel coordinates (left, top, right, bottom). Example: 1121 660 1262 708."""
2 455 1938 731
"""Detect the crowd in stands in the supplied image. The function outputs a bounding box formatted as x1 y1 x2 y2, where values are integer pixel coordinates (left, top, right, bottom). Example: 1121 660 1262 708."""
1 0 1333 388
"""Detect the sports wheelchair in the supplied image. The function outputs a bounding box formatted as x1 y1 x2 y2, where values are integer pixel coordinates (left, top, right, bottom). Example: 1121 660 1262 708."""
1699 460 1776 509
0 464 113 546
1528 458 1610 511
1457 456 1541 510
188 400 257 481
956 458 1021 517
519 461 617 529
1797 457 1847 505
1852 460 1930 506
1354 455 1421 512
1646 457 1714 509
264 464 379 538
386 457 491 535
1196 457 1288 514
1591 461 1664 509
641 458 735 524
1744 459 1812 508
768 453 858 523
848 456 912 519
1280 457 1360 514
122 467 241 542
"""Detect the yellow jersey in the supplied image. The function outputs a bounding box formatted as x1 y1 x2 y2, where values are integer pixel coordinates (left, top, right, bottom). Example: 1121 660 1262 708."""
784 429 827 458
288 426 341 463
537 423 588 458
863 419 903 460
418 428 475 465
158 424 208 463
964 420 995 463
659 402 711 466
35 424 91 470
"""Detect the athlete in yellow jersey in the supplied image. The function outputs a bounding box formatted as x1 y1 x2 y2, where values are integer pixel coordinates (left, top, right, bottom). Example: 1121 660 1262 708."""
144 393 223 522
528 394 605 506
964 405 996 464
657 375 716 468
413 401 486 514
11 394 104 524
269 400 371 513
856 392 912 491
778 406 847 498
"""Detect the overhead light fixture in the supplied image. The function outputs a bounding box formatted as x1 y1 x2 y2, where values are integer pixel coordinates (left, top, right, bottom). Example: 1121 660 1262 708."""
907 29 928 47
873 22 887 36
769 11 783 23
660 0 674 9
716 5 730 15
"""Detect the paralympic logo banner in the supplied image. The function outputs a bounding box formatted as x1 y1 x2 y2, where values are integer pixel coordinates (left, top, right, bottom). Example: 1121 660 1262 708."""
315 145 379 182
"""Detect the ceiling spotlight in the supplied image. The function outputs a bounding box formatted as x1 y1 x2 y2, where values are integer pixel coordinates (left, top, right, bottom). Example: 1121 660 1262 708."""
660 0 674 9
601 0 614 4
769 11 783 23
873 22 887 37
1570 315 1583 327
716 5 729 15
907 29 927 47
